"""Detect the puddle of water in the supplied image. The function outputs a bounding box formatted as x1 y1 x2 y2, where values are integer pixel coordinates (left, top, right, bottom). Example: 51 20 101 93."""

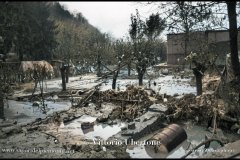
5 100 71 124
99 75 196 96
59 115 126 140
152 75 196 96
85 123 126 140
100 79 142 91
13 74 99 97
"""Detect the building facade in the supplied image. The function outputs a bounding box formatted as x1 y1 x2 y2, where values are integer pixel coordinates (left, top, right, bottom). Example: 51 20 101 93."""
167 30 240 66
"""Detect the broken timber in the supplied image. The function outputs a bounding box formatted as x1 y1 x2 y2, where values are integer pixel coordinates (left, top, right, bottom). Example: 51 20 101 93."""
96 62 128 81
106 98 142 103
76 83 103 107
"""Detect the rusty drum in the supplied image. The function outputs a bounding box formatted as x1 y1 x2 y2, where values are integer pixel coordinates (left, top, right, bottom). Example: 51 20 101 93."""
145 123 187 157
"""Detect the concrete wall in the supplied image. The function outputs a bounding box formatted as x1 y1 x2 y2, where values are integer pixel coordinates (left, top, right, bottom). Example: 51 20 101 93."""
167 30 240 66
167 31 206 65
167 34 185 65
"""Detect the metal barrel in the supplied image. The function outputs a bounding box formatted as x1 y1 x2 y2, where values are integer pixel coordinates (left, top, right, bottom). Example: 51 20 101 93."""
145 123 187 157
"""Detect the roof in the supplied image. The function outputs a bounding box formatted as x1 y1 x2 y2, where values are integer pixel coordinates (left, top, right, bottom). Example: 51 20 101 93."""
167 29 233 36
51 60 64 63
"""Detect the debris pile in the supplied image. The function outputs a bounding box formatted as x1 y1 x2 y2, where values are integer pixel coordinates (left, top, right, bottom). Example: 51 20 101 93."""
93 85 151 103
91 85 154 121
166 93 219 124
202 74 221 91
165 90 239 131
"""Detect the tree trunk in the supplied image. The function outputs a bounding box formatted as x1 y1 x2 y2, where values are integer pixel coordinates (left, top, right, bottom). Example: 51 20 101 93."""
61 67 66 91
112 77 117 90
112 69 119 89
31 79 38 97
183 31 189 69
193 68 203 96
138 73 144 86
227 2 240 79
112 78 117 89
66 66 69 83
127 63 131 76
39 78 45 112
97 54 101 77
0 92 4 120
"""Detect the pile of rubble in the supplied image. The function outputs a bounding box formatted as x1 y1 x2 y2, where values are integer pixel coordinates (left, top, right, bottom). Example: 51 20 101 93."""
91 85 154 121
93 85 151 103
165 92 223 124
202 74 221 91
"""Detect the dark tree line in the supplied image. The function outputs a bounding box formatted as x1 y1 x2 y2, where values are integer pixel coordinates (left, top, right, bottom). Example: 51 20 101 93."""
50 2 114 69
0 2 114 67
0 2 57 61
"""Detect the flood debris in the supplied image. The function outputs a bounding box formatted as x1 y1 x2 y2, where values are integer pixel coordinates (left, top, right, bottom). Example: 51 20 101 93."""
81 122 95 130
148 103 168 113
163 91 232 128
128 123 136 130
1 70 240 159
202 74 221 91
96 114 109 123
89 85 154 121
165 93 210 122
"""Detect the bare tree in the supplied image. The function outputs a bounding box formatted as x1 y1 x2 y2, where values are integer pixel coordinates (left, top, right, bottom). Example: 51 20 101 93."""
112 39 127 89
31 63 49 113
129 10 165 86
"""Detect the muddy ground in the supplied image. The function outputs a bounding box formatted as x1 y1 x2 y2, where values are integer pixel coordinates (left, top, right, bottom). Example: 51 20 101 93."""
0 71 240 158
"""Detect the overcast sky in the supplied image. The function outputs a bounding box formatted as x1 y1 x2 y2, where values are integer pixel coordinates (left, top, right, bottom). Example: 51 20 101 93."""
59 2 165 40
